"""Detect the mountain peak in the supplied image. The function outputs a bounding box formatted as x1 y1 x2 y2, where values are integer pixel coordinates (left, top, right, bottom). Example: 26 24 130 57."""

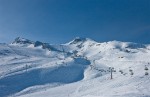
68 37 95 45
12 37 34 44
73 37 87 42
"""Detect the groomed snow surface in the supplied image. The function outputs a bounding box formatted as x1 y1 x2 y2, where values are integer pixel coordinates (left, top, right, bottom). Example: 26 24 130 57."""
0 37 150 97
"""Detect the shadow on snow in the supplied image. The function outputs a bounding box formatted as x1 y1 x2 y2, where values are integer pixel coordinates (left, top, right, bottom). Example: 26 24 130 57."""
0 58 90 97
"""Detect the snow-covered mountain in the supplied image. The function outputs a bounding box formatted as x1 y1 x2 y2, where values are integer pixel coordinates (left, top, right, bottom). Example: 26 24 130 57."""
0 37 150 97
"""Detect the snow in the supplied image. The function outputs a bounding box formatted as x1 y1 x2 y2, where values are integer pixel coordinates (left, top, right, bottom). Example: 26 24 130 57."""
0 37 150 97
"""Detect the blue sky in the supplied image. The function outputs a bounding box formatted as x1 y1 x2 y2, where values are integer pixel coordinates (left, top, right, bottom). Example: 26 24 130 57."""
0 0 150 44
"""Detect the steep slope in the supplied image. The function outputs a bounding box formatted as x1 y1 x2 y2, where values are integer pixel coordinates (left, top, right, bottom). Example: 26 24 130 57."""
0 37 150 97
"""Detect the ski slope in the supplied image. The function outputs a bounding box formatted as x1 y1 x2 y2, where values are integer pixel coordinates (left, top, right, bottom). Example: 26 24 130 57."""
0 37 150 97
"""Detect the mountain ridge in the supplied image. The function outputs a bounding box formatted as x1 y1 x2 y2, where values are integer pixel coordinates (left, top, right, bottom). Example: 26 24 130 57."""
11 37 147 50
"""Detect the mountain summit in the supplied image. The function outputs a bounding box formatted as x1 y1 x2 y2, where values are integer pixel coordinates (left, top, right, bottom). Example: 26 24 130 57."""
67 37 96 45
12 37 34 44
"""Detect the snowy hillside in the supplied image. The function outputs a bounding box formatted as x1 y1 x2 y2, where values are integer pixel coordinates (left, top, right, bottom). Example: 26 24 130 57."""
0 37 150 97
